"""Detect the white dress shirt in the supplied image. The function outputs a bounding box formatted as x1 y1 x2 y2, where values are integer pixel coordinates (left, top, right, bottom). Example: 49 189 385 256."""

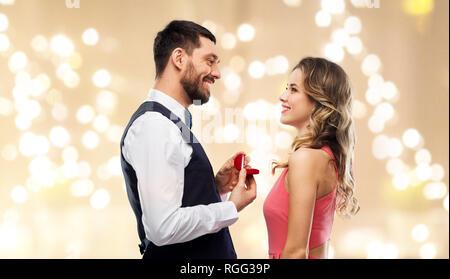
122 88 238 246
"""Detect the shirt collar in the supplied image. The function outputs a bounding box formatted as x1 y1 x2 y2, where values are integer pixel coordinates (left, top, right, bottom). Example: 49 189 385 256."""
145 88 192 128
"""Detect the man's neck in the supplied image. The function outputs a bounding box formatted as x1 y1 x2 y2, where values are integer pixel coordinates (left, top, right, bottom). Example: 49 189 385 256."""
153 78 192 109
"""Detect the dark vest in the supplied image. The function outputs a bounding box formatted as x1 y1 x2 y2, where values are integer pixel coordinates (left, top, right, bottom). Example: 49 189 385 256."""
120 101 237 259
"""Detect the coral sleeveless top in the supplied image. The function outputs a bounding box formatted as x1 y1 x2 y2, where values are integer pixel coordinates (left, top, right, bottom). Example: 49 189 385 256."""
263 146 338 259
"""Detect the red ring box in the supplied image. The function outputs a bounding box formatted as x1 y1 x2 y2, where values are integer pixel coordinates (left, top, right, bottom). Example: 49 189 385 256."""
234 153 259 175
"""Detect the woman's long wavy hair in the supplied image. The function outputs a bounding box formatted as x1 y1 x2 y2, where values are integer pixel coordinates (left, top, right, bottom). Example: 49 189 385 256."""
272 57 360 218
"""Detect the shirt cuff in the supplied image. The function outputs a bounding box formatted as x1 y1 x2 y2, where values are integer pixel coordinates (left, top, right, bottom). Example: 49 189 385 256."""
220 192 229 202
218 200 239 227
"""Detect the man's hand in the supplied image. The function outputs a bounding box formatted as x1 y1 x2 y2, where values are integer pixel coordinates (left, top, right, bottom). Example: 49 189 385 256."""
215 152 250 195
229 168 257 212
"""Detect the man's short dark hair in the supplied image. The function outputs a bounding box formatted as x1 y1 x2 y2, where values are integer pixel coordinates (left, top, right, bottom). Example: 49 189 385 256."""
153 20 216 78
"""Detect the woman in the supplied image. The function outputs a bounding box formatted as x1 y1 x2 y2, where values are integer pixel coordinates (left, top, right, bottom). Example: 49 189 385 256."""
263 57 360 259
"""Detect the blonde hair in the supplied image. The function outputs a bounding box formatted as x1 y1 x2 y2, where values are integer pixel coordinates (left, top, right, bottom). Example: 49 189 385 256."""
272 57 360 218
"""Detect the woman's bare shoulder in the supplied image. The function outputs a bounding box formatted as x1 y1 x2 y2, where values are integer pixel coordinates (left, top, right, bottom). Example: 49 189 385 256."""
288 147 329 168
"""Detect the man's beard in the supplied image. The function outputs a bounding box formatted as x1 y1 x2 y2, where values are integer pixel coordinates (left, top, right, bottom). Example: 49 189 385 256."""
180 61 210 105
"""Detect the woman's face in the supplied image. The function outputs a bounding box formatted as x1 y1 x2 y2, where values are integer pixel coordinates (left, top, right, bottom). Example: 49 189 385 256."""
279 68 316 131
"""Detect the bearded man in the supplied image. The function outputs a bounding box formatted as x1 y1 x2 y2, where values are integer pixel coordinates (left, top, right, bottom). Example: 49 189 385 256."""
120 20 257 259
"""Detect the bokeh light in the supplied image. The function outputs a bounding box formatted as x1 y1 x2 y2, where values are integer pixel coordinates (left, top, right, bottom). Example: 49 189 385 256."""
31 35 48 52
344 16 362 34
71 179 94 197
11 185 27 204
315 10 331 27
229 55 246 73
0 33 10 52
51 103 69 122
237 23 255 42
222 68 241 91
423 182 447 200
90 189 110 210
82 131 100 149
93 115 110 133
419 242 437 259
82 28 99 46
9 52 28 73
221 33 236 50
430 163 445 181
403 0 434 15
0 13 8 32
76 105 96 124
411 224 429 242
415 163 432 181
92 69 111 88
248 61 265 79
1 144 17 161
49 126 71 148
345 36 363 54
62 146 79 162
415 148 431 165
393 172 410 190
321 0 345 14
362 54 381 76
50 34 74 57
324 42 345 62
403 129 421 148
283 0 302 7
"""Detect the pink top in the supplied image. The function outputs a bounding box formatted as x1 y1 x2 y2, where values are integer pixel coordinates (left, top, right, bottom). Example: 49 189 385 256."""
263 146 338 259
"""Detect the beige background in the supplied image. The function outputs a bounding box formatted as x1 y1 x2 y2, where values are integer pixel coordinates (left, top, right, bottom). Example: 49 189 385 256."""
0 0 448 258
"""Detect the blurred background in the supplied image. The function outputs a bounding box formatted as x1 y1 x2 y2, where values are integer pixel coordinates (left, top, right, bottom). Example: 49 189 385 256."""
0 0 448 259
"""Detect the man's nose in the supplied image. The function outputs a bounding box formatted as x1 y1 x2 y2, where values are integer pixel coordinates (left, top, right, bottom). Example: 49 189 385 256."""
211 64 221 80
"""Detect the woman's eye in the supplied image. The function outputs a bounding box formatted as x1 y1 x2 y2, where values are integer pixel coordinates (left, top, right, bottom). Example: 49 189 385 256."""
290 87 297 92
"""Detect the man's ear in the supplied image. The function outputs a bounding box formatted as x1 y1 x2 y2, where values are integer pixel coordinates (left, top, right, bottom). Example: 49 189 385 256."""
171 47 186 71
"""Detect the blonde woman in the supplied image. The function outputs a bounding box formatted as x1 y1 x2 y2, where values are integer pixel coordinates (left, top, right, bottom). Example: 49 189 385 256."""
263 57 360 259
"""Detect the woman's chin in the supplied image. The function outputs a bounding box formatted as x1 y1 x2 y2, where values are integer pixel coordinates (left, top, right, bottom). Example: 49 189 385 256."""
279 115 290 125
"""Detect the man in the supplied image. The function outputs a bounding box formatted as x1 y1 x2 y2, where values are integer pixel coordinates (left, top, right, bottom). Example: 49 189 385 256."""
120 20 257 259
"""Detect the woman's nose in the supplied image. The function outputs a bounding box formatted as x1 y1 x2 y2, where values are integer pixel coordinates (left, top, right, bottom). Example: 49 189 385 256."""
279 89 289 102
